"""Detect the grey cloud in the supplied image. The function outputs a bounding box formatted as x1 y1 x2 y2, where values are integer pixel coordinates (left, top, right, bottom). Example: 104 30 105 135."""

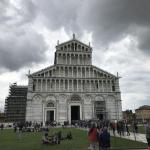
136 28 150 54
0 0 47 72
0 27 47 71
0 0 37 26
33 0 82 35
1 0 150 73
31 0 150 54
78 0 150 50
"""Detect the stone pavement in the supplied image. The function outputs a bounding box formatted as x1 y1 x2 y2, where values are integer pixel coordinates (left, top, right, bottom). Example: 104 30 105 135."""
110 131 147 143
80 128 147 150
80 127 147 143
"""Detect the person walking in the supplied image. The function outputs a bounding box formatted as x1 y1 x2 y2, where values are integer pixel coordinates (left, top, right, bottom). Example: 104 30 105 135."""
97 126 103 150
100 127 110 150
88 123 98 150
146 121 150 150
125 123 130 136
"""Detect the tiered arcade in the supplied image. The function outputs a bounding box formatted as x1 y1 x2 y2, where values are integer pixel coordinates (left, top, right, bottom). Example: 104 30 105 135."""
26 35 122 124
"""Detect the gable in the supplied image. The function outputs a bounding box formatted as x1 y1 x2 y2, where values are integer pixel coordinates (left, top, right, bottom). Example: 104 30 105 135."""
30 65 55 77
92 65 117 78
29 64 117 79
56 39 92 52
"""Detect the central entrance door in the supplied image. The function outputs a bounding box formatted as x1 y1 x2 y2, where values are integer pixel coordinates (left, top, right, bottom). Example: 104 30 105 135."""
96 113 104 120
71 106 80 120
46 110 54 122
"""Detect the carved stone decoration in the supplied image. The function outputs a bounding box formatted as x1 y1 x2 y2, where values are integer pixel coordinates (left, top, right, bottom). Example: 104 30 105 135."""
95 95 104 102
45 95 56 102
32 95 42 103
70 94 81 101
84 95 91 104
47 102 55 107
59 94 66 103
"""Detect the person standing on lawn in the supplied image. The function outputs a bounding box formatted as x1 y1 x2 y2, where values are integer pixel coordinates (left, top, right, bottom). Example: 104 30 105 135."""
97 126 103 150
100 127 110 150
88 123 98 150
146 121 150 150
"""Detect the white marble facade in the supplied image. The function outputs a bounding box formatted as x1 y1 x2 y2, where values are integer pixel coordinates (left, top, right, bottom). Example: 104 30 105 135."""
26 35 122 124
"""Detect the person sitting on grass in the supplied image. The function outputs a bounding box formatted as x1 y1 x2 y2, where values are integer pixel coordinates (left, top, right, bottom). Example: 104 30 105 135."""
67 131 72 140
42 133 50 144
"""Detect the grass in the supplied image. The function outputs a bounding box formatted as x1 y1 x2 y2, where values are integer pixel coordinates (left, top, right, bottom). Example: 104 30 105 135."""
129 125 146 134
0 128 147 150
138 125 146 134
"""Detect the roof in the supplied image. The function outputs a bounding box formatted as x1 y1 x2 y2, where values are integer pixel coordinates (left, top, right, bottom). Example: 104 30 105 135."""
136 105 150 111
29 64 117 79
56 34 91 48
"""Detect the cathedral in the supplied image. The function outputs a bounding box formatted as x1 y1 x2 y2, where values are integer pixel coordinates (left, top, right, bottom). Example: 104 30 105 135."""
26 34 122 124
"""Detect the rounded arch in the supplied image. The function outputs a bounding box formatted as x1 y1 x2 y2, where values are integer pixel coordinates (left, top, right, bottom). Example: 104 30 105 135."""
107 95 116 102
46 102 55 107
32 94 43 105
45 95 56 102
32 94 43 101
95 95 105 102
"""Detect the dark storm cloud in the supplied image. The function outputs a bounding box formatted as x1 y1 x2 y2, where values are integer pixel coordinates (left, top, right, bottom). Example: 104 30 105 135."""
0 0 47 72
1 0 150 71
32 0 150 53
0 27 47 71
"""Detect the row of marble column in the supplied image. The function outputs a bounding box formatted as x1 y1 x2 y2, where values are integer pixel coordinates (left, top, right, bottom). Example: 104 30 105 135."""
39 66 109 78
32 78 117 92
56 53 92 65
57 42 90 52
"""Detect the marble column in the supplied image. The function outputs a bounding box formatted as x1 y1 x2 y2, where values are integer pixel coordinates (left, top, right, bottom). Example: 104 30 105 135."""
46 79 47 92
77 79 78 92
69 54 71 65
41 79 43 92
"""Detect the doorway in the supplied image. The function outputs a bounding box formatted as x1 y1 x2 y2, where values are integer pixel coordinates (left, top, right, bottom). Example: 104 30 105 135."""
71 106 80 120
97 113 104 120
46 110 54 122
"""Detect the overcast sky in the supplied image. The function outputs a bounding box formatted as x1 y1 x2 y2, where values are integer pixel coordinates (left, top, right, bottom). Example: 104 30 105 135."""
0 0 150 112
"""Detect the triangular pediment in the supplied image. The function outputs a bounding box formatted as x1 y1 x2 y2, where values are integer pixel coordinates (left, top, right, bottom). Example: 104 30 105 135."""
91 65 117 78
56 38 92 52
30 65 55 77
29 64 117 79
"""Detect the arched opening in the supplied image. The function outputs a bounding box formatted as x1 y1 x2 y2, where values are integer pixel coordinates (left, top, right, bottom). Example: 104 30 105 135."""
70 94 81 121
94 98 107 120
45 101 55 122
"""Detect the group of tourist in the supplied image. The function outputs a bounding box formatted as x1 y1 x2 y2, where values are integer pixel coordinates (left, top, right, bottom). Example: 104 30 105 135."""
1 119 150 149
42 130 72 145
87 120 150 150
88 123 110 150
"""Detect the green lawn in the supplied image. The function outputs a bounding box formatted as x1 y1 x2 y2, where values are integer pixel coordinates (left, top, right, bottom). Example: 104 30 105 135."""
0 128 147 150
129 125 146 134
138 125 146 134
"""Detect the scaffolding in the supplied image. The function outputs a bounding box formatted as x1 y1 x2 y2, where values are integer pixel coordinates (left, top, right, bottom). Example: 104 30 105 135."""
4 83 27 122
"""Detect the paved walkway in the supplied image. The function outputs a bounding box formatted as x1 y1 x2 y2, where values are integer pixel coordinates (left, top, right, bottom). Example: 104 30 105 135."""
79 127 147 144
110 131 147 143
